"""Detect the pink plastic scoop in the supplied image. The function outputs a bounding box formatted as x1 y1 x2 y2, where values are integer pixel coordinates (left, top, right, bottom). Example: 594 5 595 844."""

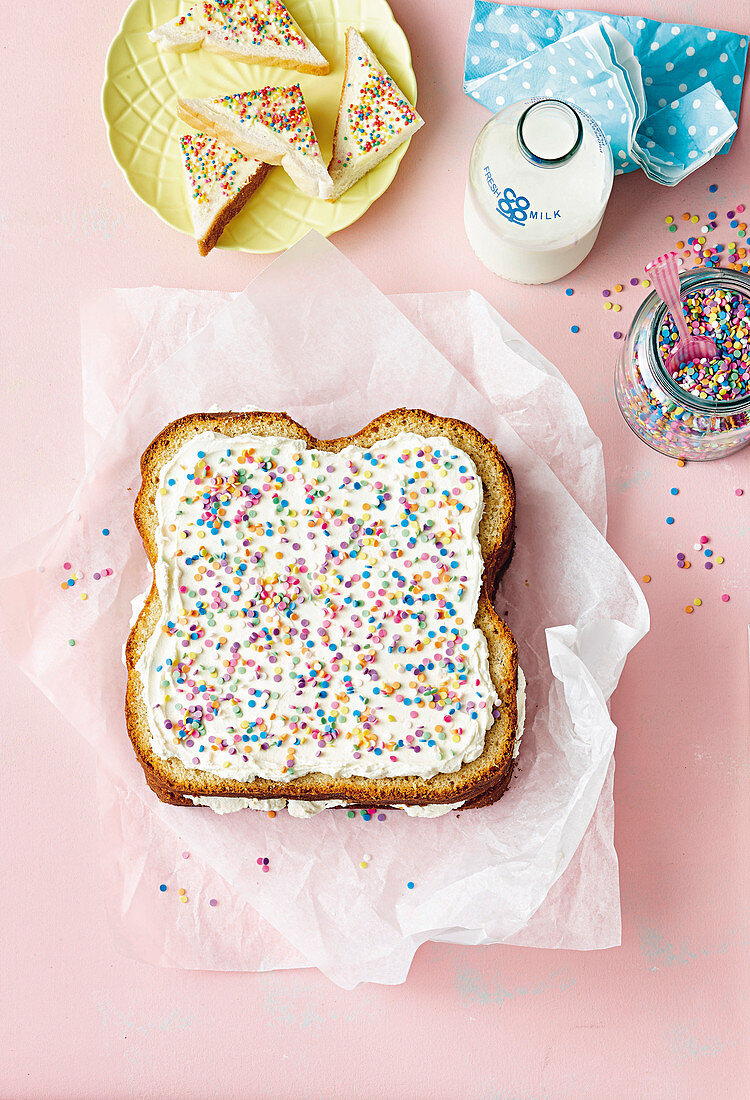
645 251 718 375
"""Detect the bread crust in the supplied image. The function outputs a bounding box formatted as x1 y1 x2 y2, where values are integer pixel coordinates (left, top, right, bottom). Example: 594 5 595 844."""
126 409 517 810
196 161 271 256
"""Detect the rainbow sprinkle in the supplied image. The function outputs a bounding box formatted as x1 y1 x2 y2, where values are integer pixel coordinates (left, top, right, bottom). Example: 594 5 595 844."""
172 0 306 52
143 434 498 782
215 86 321 157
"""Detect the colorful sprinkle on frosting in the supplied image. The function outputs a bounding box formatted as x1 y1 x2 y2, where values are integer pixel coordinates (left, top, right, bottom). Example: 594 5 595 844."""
181 134 256 205
213 85 321 157
336 51 419 166
138 433 498 784
168 0 306 51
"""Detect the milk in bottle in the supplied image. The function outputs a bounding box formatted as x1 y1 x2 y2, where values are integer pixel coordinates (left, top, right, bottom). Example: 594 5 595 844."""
464 98 614 285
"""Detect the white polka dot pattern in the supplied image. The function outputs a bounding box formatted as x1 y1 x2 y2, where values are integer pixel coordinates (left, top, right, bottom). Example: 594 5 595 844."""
463 1 747 184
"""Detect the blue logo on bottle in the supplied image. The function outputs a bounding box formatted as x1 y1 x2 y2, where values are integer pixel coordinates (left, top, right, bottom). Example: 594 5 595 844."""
482 166 561 227
496 186 531 225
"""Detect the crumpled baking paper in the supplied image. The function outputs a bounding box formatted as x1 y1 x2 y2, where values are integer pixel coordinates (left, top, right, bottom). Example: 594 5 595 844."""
0 232 648 987
465 2 747 184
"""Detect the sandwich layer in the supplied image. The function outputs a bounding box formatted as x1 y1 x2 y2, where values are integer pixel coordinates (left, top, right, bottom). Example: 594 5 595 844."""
126 409 517 807
328 27 424 201
149 0 329 74
180 133 270 255
178 86 333 199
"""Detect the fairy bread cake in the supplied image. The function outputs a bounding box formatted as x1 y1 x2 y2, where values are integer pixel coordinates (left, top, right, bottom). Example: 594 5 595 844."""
125 409 518 812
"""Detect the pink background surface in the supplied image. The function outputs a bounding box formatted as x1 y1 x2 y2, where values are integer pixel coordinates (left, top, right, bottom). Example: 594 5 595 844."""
2 0 749 1097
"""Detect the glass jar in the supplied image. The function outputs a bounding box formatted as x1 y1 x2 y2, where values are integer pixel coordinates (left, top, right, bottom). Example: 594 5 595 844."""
615 268 750 460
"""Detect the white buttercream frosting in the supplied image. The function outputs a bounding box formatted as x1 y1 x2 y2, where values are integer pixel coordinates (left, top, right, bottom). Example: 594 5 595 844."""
136 431 500 787
186 795 463 816
514 666 526 759
149 0 327 70
329 29 423 200
186 794 286 814
180 134 266 242
183 668 525 816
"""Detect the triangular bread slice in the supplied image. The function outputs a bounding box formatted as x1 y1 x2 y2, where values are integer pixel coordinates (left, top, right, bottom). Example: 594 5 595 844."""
149 0 329 75
327 27 424 201
178 85 333 199
180 132 270 256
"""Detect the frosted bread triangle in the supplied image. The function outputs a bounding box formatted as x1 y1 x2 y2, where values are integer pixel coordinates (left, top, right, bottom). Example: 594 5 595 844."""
149 0 329 75
181 133 270 255
328 27 424 201
125 409 519 814
178 85 333 199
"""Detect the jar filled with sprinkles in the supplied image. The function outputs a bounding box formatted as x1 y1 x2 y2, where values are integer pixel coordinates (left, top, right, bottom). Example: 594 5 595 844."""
615 269 750 459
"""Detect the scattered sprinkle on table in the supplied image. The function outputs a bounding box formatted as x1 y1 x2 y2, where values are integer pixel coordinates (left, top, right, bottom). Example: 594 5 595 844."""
602 289 611 298
666 516 675 525
736 488 744 495
102 528 109 536
670 487 679 495
257 857 270 873
642 574 651 583
685 605 694 614
565 287 574 296
722 593 730 602
613 331 623 340
209 898 218 907
159 884 167 892
182 851 190 859
571 324 579 333
68 638 75 646
407 881 415 890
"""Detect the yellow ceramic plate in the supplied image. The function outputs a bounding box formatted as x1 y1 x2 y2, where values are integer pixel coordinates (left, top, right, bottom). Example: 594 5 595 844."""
102 0 418 252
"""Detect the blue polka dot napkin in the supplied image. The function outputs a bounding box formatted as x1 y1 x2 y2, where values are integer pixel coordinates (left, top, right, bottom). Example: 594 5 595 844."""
464 3 748 184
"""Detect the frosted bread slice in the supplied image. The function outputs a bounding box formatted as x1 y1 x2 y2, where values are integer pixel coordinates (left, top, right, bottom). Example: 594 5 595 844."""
125 409 517 811
149 0 329 75
327 27 424 201
178 84 333 199
180 133 270 255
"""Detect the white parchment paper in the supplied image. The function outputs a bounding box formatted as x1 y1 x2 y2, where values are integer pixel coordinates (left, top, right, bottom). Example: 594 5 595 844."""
0 233 648 987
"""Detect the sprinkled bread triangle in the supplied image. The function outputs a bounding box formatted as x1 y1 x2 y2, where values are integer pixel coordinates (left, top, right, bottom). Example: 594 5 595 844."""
327 27 424 201
178 85 333 199
180 133 270 256
149 0 329 75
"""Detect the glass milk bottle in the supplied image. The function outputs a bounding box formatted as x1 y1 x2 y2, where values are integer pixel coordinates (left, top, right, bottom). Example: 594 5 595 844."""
464 98 614 285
